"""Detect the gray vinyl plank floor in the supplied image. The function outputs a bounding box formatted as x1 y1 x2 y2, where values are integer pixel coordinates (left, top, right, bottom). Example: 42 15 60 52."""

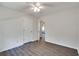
0 41 78 56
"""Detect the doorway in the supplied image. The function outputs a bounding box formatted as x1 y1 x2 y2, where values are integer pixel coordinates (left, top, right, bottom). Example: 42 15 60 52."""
39 20 45 42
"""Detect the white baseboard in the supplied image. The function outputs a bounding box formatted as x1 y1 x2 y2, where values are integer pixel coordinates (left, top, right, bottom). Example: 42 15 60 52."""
77 49 79 54
0 43 24 52
45 39 77 50
0 40 36 53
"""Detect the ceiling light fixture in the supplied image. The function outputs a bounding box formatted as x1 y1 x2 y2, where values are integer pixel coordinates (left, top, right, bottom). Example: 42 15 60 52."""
31 2 44 12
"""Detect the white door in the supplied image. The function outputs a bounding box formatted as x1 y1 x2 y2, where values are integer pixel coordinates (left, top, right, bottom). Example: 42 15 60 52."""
23 18 33 43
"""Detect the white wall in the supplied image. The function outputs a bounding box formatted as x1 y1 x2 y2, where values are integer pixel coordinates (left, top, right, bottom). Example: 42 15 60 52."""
0 15 34 52
40 7 79 50
77 10 79 53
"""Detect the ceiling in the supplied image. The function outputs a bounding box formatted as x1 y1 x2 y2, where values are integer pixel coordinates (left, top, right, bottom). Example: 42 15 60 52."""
0 2 79 20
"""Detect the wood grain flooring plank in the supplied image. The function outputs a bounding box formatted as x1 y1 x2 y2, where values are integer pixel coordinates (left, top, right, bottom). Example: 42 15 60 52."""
0 41 78 56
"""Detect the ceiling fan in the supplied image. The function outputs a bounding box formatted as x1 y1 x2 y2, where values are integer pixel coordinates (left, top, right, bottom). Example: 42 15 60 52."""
0 2 54 13
30 2 44 12
28 2 55 13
